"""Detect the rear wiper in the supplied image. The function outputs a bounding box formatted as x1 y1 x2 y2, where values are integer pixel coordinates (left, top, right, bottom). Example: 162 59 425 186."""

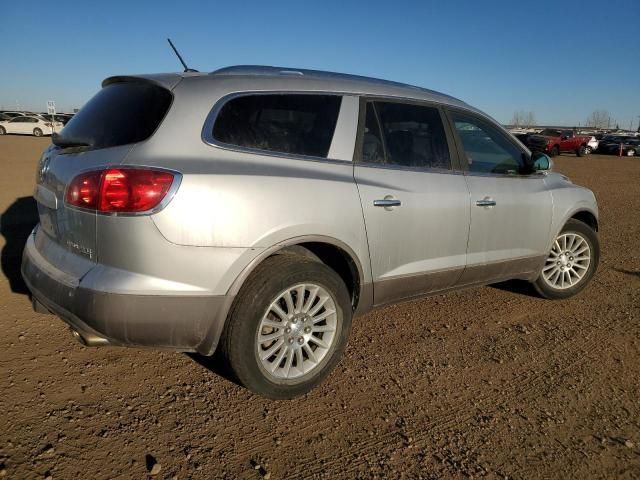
52 133 91 148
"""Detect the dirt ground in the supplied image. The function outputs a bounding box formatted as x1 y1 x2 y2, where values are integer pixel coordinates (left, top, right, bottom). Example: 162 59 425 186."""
0 135 638 480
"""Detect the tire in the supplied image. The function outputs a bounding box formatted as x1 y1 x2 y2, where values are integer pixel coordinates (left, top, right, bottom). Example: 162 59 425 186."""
577 145 587 157
533 218 599 300
0 126 5 135
219 254 352 399
626 149 636 157
33 128 43 137
550 146 560 157
584 146 593 155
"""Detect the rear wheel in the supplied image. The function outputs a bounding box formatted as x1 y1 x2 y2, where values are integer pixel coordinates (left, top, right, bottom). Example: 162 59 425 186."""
219 254 352 399
33 128 43 137
550 145 560 157
0 126 5 135
577 145 587 157
533 219 599 299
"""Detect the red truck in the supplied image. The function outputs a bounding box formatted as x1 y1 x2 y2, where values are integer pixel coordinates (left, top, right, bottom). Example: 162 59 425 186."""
526 129 593 157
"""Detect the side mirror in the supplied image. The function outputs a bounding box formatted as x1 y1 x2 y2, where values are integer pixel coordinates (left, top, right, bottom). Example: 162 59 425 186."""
531 151 552 171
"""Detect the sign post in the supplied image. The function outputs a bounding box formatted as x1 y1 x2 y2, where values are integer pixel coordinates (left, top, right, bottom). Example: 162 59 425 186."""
47 101 56 134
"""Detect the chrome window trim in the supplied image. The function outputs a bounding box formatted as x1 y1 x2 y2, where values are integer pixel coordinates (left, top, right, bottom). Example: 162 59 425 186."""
201 90 352 163
63 165 183 217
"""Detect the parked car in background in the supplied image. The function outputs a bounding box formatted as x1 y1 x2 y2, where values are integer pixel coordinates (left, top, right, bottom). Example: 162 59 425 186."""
0 113 10 121
513 132 531 146
526 129 594 157
39 114 73 125
587 136 599 154
22 66 600 399
598 136 639 156
0 111 29 119
0 115 63 136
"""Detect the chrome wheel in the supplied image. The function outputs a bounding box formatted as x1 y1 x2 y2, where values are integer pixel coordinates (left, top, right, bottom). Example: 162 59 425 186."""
627 149 635 157
541 233 591 290
584 146 592 154
256 283 338 381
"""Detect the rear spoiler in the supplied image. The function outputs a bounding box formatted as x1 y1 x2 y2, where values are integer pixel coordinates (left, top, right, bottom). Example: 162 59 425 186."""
102 73 185 91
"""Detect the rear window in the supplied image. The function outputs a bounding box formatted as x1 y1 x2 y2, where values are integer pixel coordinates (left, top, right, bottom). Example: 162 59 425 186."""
54 81 172 150
212 94 342 158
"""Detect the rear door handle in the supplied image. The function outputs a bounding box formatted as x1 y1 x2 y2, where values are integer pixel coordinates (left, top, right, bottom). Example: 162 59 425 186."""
475 198 496 207
374 199 401 207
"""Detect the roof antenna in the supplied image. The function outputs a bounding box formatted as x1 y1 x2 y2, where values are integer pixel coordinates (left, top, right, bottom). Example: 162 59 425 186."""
167 38 198 72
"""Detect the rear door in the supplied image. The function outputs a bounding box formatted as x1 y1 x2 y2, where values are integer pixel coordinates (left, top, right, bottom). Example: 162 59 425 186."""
354 99 470 305
33 80 173 275
446 110 553 284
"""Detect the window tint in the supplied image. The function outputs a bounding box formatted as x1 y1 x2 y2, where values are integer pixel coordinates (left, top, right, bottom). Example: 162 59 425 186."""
361 103 385 163
54 82 172 150
372 102 451 169
452 113 524 174
213 94 342 158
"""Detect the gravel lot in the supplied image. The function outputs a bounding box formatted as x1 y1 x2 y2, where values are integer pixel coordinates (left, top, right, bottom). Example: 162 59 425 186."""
1 136 639 479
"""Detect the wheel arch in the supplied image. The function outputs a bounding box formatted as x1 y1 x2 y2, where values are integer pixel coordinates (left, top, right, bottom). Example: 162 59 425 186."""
226 235 368 313
570 210 598 232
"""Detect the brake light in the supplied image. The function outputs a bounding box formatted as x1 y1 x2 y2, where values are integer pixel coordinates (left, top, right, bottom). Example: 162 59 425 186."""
65 168 175 213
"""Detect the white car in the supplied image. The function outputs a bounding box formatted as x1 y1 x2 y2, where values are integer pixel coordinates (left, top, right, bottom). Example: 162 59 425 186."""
0 115 63 137
587 136 599 154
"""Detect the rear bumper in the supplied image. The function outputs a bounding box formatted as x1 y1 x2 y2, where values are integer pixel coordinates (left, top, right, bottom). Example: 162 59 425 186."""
21 231 234 355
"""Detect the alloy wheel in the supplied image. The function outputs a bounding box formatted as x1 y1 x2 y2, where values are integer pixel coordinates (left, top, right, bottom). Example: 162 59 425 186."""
256 283 338 381
541 233 591 290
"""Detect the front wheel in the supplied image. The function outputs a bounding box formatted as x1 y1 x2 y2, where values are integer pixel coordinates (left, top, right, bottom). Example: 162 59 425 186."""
584 146 593 155
0 126 5 135
219 254 352 399
533 219 599 299
626 149 636 157
577 145 588 157
550 146 560 157
33 128 43 137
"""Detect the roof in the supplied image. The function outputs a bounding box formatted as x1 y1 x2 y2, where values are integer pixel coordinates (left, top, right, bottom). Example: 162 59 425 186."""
106 65 476 113
207 65 467 108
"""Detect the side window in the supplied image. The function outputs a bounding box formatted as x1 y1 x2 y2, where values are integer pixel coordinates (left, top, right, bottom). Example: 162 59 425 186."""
373 102 451 169
11 117 25 123
212 94 342 158
452 113 524 175
361 103 385 163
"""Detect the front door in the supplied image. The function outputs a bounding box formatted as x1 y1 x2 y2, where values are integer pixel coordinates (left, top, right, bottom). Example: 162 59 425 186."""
354 100 470 306
447 110 553 284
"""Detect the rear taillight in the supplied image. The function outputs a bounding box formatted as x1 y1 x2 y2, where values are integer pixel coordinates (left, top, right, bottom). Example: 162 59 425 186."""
65 168 176 213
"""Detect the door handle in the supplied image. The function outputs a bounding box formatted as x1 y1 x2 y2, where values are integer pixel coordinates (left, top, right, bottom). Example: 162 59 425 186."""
374 199 402 207
475 198 496 207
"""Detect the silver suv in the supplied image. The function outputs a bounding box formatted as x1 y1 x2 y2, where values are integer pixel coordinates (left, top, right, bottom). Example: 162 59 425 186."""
22 66 600 398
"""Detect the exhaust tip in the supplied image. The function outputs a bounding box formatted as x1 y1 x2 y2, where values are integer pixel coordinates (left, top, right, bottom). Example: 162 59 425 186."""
69 328 109 347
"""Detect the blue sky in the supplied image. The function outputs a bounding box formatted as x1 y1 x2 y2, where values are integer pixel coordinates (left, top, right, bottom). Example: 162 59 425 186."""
2 0 639 127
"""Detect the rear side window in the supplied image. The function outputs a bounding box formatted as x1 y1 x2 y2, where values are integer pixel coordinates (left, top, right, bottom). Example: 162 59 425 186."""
212 94 342 158
55 82 172 150
361 101 451 169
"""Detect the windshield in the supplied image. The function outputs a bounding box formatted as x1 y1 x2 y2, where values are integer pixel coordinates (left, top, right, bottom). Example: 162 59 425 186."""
54 81 172 149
